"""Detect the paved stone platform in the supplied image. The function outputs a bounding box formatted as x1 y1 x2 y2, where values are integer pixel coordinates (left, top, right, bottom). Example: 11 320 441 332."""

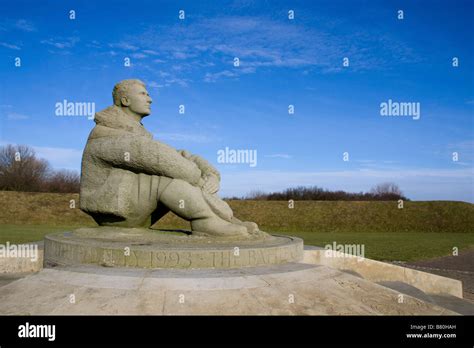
0 262 459 315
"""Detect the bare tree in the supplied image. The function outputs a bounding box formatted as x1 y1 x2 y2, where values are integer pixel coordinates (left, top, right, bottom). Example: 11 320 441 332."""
370 182 403 197
245 189 269 200
0 144 50 192
46 169 80 193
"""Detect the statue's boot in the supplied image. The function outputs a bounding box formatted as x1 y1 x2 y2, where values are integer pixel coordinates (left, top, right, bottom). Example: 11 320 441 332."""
202 192 234 221
202 193 260 234
159 179 248 237
231 217 260 234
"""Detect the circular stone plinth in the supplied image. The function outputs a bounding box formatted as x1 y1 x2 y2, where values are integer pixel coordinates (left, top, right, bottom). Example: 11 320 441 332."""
44 227 304 269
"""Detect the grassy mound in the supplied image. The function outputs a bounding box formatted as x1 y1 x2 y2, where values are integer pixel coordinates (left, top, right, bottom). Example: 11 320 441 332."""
0 191 472 261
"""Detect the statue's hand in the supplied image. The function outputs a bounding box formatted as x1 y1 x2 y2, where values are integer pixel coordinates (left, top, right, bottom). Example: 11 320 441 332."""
178 149 192 159
202 174 220 194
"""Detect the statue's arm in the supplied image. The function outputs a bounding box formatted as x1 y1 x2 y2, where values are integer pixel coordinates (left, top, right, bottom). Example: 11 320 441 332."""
178 150 221 181
88 136 202 185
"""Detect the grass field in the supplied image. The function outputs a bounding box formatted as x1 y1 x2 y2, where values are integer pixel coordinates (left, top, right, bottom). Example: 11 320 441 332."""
0 191 473 262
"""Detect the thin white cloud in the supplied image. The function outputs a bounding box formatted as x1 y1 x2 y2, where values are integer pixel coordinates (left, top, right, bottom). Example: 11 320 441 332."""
164 77 189 87
15 19 36 32
265 154 292 159
6 112 29 120
173 51 196 60
147 81 164 88
109 42 139 51
86 40 102 48
158 71 171 77
154 132 216 143
41 36 79 49
143 49 160 55
118 14 420 86
0 19 36 32
204 70 238 82
131 52 147 59
0 42 21 50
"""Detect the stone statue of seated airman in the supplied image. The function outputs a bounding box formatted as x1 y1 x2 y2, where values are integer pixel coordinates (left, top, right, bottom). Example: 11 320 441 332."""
80 79 259 237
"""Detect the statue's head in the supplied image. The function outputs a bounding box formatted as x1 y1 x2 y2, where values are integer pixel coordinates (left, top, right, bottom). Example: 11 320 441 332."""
112 79 152 118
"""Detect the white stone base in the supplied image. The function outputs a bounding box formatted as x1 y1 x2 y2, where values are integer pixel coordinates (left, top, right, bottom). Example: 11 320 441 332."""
0 262 460 315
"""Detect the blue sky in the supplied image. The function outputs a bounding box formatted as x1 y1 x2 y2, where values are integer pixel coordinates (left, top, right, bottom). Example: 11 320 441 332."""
0 0 473 201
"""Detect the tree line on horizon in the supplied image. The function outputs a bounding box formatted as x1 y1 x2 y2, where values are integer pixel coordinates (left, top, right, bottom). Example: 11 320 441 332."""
228 183 407 201
0 144 407 200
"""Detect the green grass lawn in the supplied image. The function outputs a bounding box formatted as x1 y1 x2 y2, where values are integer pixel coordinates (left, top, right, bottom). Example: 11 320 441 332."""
1 224 472 262
0 224 82 245
275 230 474 262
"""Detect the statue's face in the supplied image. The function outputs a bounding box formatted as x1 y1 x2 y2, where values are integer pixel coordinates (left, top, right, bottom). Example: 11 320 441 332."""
122 83 152 117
